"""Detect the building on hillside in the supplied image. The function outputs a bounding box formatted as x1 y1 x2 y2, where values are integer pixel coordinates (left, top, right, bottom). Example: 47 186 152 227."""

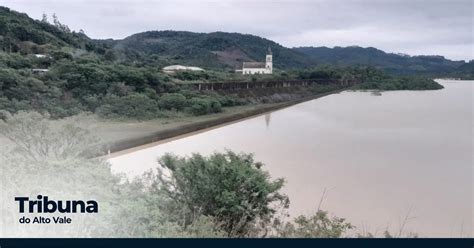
162 65 204 73
31 69 49 74
34 54 50 59
241 47 273 75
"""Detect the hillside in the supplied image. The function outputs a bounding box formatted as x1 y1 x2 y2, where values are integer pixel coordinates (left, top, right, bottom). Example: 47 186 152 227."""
293 46 465 75
0 5 468 74
0 5 449 121
0 6 91 54
105 32 468 74
103 31 312 70
447 60 474 79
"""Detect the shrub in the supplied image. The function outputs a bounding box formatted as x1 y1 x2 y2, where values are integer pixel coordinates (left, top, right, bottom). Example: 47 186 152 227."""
96 93 159 119
50 50 73 60
186 97 222 116
150 151 289 237
209 100 222 113
187 98 209 115
356 76 443 91
276 210 353 238
158 93 187 111
173 71 209 81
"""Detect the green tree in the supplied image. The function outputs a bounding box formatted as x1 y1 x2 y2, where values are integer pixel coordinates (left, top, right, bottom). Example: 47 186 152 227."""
0 111 355 238
186 97 222 116
158 93 187 111
0 111 193 237
97 93 160 119
0 111 100 160
276 210 353 238
149 151 289 237
104 49 116 61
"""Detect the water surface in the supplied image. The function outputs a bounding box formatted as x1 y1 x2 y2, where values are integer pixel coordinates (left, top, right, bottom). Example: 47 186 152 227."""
109 80 473 237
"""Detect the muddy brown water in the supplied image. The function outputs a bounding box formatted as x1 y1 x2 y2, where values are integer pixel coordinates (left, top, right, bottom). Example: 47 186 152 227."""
109 80 473 237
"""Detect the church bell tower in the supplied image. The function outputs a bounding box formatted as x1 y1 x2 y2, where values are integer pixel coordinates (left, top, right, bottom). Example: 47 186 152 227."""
265 47 273 74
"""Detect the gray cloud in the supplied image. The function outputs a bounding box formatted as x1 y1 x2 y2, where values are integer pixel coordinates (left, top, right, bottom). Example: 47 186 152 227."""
2 0 473 60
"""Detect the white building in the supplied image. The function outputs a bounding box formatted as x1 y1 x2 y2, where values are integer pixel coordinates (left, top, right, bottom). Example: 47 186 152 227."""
241 48 273 75
162 65 204 73
34 54 49 58
31 69 49 74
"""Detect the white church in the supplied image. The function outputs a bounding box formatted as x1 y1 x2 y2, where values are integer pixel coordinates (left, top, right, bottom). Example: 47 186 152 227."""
240 47 273 75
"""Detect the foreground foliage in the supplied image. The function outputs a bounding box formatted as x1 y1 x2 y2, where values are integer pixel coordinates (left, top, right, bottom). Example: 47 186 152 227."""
276 210 354 238
154 151 288 237
0 111 355 238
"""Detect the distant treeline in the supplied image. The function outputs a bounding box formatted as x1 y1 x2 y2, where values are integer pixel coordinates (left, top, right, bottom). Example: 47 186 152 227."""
0 48 444 120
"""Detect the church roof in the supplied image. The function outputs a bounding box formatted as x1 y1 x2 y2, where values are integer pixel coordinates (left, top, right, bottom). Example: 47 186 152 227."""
243 62 266 69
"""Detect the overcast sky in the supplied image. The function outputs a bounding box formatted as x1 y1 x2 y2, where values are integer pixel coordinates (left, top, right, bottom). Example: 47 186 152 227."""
2 0 473 61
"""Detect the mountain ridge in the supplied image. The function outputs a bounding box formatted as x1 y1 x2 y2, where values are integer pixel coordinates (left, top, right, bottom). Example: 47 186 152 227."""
293 46 466 75
101 30 311 69
0 6 471 76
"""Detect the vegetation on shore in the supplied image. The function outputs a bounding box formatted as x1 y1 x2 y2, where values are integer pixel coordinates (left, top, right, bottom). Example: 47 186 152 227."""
0 43 443 121
0 6 453 121
0 6 456 239
0 111 355 238
1 111 421 238
355 75 444 91
2 5 470 76
444 60 474 80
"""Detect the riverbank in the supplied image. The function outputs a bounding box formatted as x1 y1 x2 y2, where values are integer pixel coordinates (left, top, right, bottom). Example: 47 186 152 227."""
98 88 348 156
108 80 473 237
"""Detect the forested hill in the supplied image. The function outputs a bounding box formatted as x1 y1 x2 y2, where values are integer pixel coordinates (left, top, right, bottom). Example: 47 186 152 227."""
106 32 469 74
102 31 311 69
0 6 91 53
448 60 474 79
0 6 459 120
0 5 470 75
293 46 466 75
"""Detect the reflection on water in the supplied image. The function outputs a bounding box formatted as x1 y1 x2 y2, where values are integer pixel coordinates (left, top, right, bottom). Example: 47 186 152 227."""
370 91 382 96
109 80 473 237
264 113 271 128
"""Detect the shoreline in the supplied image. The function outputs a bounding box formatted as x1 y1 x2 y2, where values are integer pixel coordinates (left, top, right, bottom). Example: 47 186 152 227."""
103 88 349 157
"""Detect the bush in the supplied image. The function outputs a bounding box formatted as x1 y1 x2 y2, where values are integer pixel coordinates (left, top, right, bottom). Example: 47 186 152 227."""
151 151 289 237
96 93 160 119
50 50 73 60
173 71 209 81
186 97 222 116
0 111 222 237
158 93 187 111
356 76 443 91
276 210 353 238
1 111 354 238
209 100 222 113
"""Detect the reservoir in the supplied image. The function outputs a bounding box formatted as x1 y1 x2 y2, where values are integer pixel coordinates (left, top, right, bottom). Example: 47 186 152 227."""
108 80 473 237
